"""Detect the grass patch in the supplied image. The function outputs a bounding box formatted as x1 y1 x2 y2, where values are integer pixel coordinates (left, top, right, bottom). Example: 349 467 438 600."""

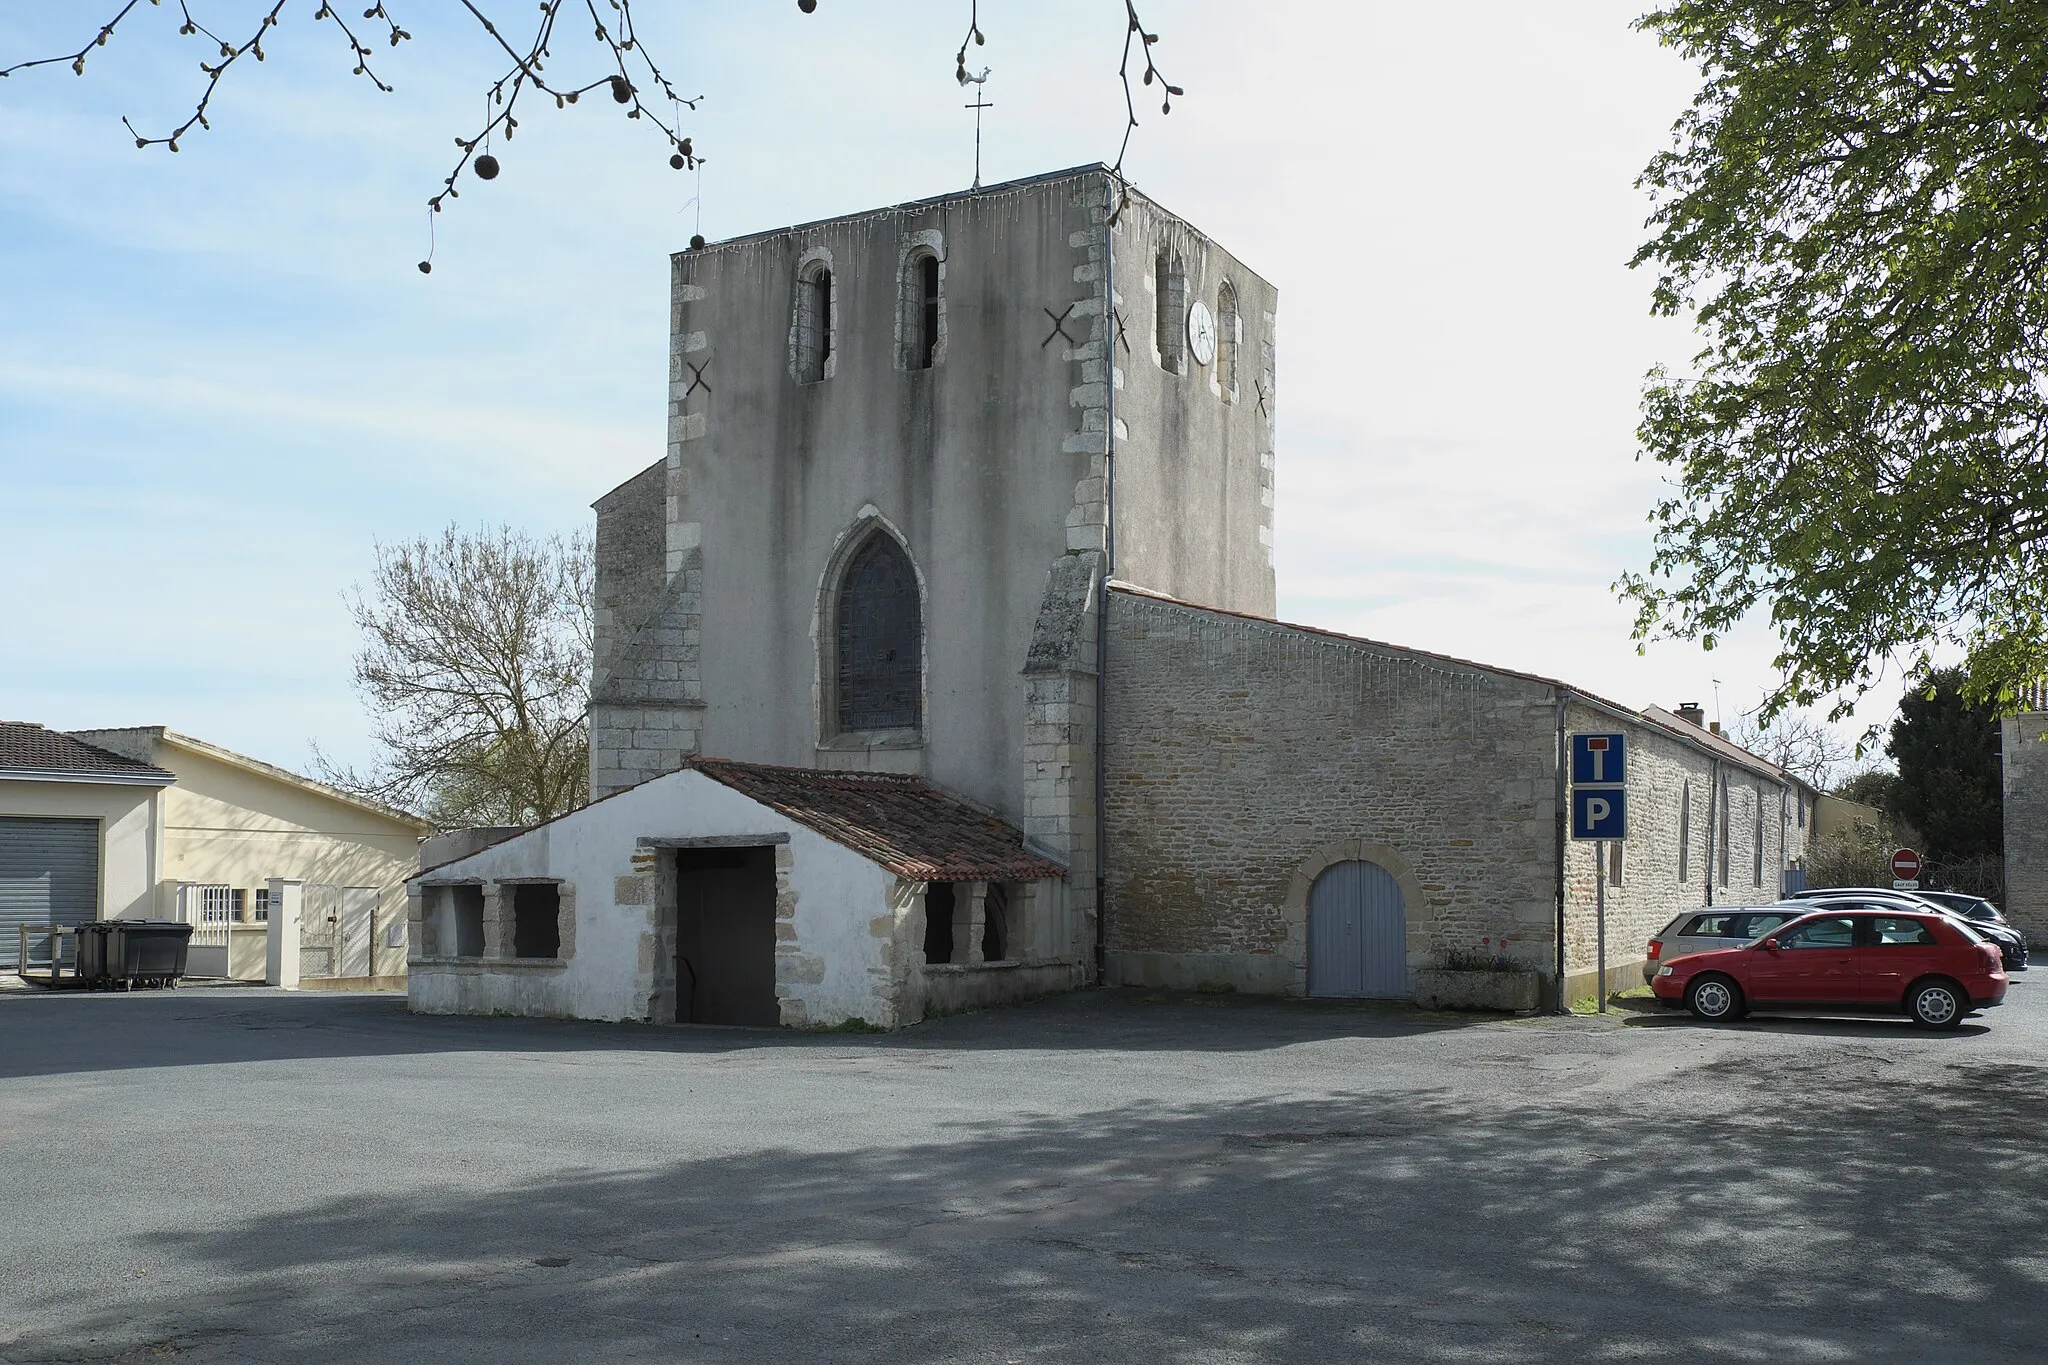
1570 984 1660 1015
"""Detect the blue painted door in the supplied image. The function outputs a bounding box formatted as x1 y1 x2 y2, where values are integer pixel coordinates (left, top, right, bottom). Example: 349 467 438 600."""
1308 860 1407 998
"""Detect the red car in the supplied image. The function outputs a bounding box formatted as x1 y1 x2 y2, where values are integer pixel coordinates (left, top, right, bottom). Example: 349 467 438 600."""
1650 909 2007 1029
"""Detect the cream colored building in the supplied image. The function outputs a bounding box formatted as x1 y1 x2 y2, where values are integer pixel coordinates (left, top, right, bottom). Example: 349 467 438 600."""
2 723 430 982
2 725 176 965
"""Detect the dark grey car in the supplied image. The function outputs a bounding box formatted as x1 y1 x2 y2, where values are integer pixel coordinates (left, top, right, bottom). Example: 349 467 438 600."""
1642 905 1804 984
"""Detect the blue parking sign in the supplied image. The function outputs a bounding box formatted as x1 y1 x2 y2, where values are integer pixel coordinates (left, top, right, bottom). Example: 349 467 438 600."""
1571 732 1628 786
1572 787 1627 841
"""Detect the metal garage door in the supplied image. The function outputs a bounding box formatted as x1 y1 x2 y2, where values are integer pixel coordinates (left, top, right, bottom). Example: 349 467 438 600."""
0 817 101 967
1307 859 1407 998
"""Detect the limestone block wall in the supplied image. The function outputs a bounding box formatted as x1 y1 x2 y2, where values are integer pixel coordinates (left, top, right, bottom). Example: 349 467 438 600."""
2003 713 2048 939
1020 550 1104 978
590 459 705 797
1555 706 1786 1000
1101 590 1561 994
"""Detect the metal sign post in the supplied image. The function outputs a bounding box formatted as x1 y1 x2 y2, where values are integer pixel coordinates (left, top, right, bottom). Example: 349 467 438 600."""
1570 732 1628 1015
1595 840 1607 1012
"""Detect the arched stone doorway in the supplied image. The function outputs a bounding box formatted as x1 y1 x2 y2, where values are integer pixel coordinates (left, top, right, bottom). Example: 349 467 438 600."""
1307 859 1407 998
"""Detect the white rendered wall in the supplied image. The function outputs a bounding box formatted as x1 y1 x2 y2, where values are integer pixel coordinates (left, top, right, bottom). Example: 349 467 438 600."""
408 770 900 1027
0 779 162 920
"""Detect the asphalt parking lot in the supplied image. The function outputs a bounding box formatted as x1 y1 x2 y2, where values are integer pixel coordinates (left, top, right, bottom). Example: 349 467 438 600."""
2 977 2045 1364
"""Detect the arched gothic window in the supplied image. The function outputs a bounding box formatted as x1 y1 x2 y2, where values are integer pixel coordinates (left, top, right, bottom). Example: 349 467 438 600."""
1217 281 1241 402
835 533 921 733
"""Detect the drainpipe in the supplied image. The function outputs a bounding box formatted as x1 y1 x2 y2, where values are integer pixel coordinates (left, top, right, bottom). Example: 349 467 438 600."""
1553 689 1569 1014
1092 172 1117 986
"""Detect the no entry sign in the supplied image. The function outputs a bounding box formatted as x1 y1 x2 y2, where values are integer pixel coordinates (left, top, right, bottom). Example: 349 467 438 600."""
1891 848 1923 881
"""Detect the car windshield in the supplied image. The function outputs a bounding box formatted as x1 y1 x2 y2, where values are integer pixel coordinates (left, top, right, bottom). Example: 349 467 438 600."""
1916 890 2004 921
1948 919 1990 945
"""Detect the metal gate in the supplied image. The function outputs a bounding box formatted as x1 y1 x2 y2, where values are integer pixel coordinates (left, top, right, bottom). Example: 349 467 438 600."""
1307 859 1407 998
0 817 100 967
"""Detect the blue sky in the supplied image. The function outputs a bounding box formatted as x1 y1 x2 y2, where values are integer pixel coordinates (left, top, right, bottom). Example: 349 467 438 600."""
0 1 1897 776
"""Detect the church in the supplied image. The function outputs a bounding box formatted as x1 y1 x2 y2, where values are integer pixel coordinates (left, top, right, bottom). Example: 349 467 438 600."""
408 164 1805 1027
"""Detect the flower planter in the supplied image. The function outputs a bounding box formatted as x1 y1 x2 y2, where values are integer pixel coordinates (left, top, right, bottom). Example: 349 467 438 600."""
1412 967 1542 1014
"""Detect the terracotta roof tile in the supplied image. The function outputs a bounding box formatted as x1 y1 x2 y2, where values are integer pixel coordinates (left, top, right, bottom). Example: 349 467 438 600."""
0 723 175 781
690 759 1065 883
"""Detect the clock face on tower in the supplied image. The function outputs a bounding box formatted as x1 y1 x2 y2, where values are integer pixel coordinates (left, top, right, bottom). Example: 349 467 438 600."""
1186 299 1216 366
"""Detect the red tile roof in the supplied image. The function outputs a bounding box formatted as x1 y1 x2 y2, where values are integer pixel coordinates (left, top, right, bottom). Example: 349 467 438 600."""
0 723 174 781
690 759 1066 882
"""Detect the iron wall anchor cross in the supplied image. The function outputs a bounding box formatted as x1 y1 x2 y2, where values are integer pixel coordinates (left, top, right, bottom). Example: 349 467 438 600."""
683 356 713 400
1042 304 1081 349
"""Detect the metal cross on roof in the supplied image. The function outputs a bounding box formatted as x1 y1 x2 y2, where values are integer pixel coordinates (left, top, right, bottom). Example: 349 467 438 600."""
962 67 993 190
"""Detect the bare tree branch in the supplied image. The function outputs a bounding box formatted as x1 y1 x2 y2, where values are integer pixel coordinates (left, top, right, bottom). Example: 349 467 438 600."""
314 524 592 828
4 2 1184 258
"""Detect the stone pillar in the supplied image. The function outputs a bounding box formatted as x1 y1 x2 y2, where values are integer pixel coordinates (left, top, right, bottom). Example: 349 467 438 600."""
265 877 303 988
481 881 509 960
407 884 430 960
958 882 988 965
2003 713 2048 940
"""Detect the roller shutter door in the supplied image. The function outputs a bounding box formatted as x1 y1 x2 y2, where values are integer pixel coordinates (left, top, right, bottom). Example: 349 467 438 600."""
0 817 101 967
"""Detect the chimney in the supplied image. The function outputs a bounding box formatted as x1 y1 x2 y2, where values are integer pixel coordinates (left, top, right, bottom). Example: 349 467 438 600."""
1676 703 1705 728
1710 721 1722 736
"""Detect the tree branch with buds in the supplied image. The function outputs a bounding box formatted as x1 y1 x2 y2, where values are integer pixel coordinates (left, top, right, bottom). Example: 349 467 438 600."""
5 1 1181 255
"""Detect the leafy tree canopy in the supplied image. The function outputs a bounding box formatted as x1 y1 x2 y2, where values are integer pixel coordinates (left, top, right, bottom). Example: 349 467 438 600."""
1888 666 2003 862
1622 0 2048 722
1832 767 1901 809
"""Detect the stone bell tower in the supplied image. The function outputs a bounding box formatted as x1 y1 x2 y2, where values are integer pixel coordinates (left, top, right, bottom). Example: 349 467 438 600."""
585 164 1279 949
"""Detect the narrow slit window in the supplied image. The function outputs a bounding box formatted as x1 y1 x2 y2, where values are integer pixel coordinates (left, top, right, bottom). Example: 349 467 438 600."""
795 262 833 383
917 253 940 369
1217 282 1240 401
1678 781 1692 882
816 271 833 367
1753 789 1765 886
1718 777 1732 887
1155 250 1185 374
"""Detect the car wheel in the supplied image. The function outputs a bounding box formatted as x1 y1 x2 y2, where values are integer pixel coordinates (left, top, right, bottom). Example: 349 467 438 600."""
1907 978 1967 1030
1686 974 1745 1022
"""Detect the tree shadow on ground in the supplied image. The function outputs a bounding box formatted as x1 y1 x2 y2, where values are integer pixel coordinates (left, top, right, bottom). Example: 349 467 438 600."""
11 1055 2048 1365
0 986 1520 1081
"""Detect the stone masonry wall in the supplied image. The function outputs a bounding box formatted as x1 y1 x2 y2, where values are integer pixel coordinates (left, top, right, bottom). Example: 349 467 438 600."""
589 459 705 797
1556 705 1786 1001
2004 712 2048 940
1021 551 1103 977
1102 591 1561 994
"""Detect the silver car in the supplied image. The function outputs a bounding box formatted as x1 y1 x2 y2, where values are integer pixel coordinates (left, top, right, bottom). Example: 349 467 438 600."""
1642 905 1804 984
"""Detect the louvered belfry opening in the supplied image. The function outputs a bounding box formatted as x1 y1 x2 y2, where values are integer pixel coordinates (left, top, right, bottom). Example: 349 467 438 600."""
917 253 941 369
836 533 922 733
